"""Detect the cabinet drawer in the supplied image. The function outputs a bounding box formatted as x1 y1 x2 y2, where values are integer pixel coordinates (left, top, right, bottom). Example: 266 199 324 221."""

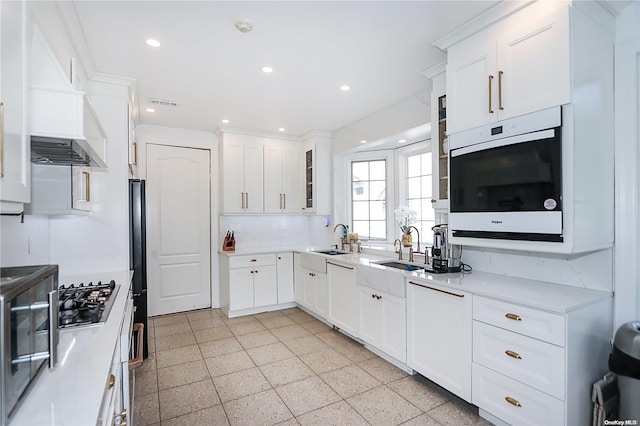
473 321 565 399
473 296 565 346
228 254 276 269
472 363 564 426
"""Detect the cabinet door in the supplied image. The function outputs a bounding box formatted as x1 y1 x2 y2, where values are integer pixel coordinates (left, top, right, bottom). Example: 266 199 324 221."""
315 273 328 319
407 280 472 402
263 142 283 213
497 3 570 121
221 138 245 214
327 262 357 336
0 0 30 206
277 253 294 304
447 29 497 134
254 265 277 307
281 143 300 213
302 269 316 310
358 286 382 346
243 142 264 213
293 253 304 304
229 268 254 311
380 292 407 363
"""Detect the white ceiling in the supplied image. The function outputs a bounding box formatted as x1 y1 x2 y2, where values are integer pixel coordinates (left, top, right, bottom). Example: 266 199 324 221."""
70 1 499 138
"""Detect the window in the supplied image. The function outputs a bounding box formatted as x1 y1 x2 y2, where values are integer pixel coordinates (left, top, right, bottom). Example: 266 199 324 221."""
352 159 387 240
406 151 435 240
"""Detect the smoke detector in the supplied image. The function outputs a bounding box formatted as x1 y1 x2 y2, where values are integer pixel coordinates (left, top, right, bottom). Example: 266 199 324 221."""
235 19 253 33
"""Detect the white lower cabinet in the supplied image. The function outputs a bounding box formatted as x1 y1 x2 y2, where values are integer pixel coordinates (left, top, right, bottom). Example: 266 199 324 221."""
471 295 612 426
327 260 357 336
221 253 288 317
357 285 406 363
276 252 294 304
407 279 472 402
301 268 327 319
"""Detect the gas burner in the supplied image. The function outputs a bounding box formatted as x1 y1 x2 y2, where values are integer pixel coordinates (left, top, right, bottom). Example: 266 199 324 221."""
58 280 119 329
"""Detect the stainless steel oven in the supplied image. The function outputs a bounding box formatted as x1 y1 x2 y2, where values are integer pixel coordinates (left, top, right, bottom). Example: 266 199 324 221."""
0 265 58 424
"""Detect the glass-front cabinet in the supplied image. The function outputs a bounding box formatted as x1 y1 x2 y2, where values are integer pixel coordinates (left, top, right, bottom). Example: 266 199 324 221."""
305 149 313 209
423 62 449 214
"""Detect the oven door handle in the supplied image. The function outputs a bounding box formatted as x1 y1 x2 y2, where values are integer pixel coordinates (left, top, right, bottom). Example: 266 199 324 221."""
128 323 144 370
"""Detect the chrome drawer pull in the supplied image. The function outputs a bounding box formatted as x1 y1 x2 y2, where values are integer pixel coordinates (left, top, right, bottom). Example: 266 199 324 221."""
505 313 522 321
505 396 522 407
505 350 522 360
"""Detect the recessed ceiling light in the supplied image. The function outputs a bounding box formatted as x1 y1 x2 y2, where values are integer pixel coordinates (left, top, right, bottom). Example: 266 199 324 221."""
398 139 407 144
278 128 286 132
146 39 161 48
146 108 155 113
360 140 367 144
262 66 273 73
235 19 253 33
221 119 230 124
340 85 350 91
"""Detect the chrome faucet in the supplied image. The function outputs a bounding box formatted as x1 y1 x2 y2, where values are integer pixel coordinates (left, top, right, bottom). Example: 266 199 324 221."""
334 223 348 250
406 226 422 262
394 239 403 260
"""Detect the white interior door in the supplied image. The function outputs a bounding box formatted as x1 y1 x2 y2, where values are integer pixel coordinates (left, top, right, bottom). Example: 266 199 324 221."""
146 144 211 316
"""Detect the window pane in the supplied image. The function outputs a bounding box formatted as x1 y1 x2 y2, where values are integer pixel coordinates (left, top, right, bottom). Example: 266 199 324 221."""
369 181 386 201
353 201 370 220
407 155 421 177
370 201 386 220
369 161 386 181
369 221 387 240
421 175 432 198
407 177 421 199
352 162 369 181
421 152 432 172
352 221 369 238
422 200 435 220
353 181 369 201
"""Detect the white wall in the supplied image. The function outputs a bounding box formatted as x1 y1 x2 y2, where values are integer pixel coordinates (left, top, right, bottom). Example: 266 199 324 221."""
0 215 50 266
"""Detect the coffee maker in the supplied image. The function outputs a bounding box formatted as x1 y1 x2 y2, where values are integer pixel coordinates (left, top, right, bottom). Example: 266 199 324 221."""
431 224 461 273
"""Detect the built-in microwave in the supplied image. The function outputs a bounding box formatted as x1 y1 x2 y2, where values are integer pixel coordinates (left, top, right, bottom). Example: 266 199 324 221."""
0 265 59 424
449 107 563 242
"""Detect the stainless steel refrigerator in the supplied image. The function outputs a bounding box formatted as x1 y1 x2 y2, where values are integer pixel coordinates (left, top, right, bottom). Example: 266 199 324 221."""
129 179 149 359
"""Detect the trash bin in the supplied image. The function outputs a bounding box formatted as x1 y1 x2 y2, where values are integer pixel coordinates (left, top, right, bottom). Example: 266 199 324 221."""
609 321 640 421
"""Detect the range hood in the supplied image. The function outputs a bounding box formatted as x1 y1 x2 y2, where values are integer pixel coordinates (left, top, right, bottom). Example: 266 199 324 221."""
29 27 107 168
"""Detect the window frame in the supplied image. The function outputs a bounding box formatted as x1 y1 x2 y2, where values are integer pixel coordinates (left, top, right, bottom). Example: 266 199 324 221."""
396 141 434 243
344 150 395 244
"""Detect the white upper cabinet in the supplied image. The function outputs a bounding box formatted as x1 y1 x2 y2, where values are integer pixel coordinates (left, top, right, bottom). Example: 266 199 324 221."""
0 1 30 210
264 140 300 213
301 132 331 215
220 132 264 214
445 2 570 134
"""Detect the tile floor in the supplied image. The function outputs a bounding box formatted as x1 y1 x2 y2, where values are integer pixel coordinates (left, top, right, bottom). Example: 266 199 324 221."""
133 307 492 426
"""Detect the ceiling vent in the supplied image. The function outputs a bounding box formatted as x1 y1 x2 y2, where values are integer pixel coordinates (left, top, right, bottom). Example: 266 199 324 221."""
148 98 178 107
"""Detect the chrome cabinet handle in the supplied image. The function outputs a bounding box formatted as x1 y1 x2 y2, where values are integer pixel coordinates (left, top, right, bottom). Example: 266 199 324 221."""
245 192 248 209
283 193 286 210
488 75 494 113
48 290 58 368
498 70 504 110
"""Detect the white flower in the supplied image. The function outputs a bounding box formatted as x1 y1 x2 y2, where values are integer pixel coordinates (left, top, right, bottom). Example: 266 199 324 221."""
394 205 417 232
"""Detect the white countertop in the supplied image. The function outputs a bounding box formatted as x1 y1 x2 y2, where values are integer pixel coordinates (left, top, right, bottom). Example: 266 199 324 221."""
223 247 611 314
10 270 133 426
